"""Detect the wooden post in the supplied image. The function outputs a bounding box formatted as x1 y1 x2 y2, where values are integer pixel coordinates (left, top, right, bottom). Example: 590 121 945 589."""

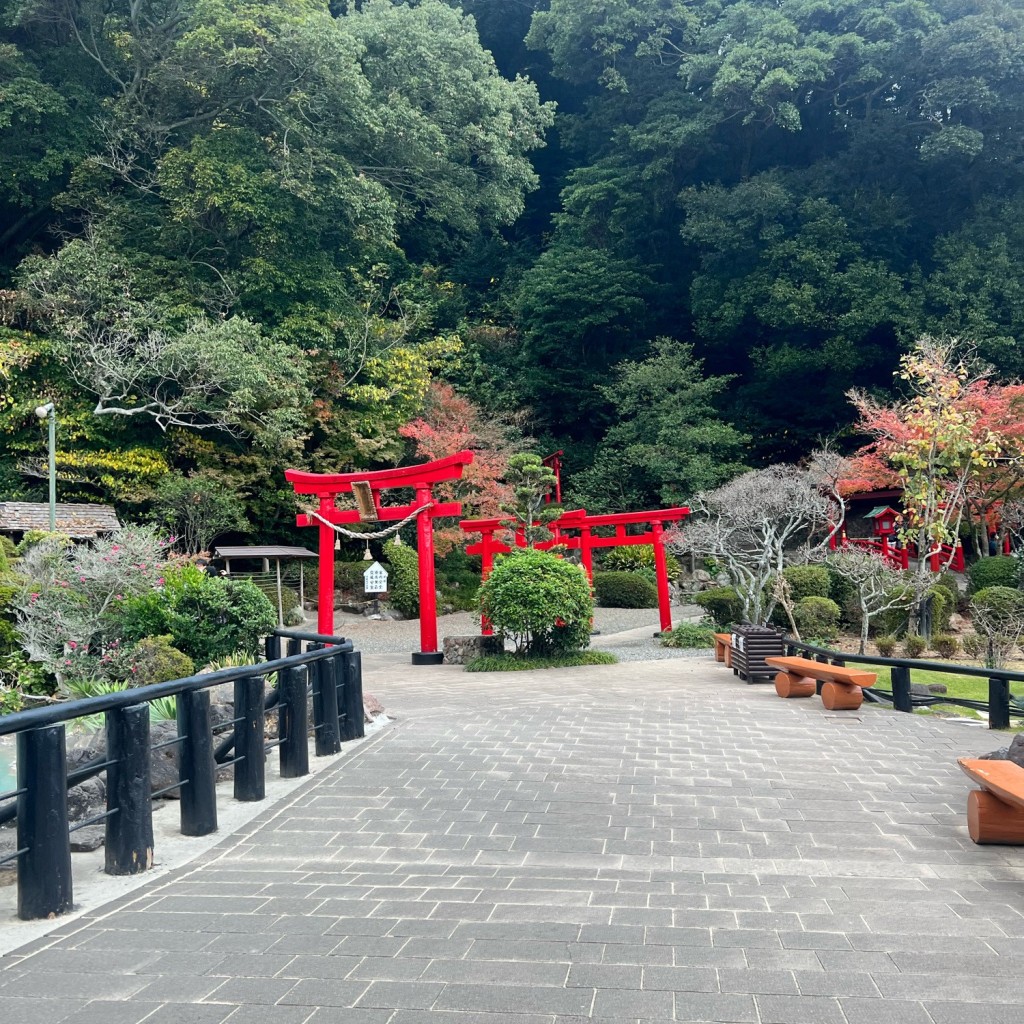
275 557 284 628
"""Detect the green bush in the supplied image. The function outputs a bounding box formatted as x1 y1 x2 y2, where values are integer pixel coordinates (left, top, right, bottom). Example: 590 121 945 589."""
903 634 927 658
793 596 841 640
936 570 966 611
825 565 856 619
661 622 716 648
968 555 1018 594
126 636 195 685
593 571 658 609
14 529 69 556
601 545 681 582
385 541 420 617
437 548 481 612
334 560 372 594
875 635 897 657
112 565 275 666
927 585 954 633
0 536 15 561
932 633 959 660
873 588 913 637
479 549 593 656
694 587 743 628
783 565 831 602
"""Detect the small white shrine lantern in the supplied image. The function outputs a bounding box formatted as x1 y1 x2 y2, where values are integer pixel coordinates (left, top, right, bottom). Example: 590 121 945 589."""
363 560 389 594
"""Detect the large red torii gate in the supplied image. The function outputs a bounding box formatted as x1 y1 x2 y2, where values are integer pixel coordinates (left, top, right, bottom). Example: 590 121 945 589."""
286 451 474 664
461 506 689 635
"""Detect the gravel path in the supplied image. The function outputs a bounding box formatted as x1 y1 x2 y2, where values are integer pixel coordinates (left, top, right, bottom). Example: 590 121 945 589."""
324 606 709 661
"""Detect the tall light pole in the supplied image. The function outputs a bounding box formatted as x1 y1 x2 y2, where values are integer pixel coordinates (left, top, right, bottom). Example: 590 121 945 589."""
34 402 56 531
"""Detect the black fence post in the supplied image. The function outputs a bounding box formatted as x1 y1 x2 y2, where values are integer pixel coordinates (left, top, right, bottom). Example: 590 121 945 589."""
280 665 310 778
339 650 365 742
891 665 913 713
234 675 266 802
104 704 154 875
16 724 73 920
989 677 1011 730
265 634 281 662
178 689 218 836
286 637 302 658
311 646 341 757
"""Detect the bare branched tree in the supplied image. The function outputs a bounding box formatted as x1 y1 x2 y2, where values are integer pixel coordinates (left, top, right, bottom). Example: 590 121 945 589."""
669 463 839 625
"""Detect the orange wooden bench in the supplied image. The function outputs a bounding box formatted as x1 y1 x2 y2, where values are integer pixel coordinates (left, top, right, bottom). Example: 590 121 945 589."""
764 656 877 710
958 758 1024 844
713 633 732 667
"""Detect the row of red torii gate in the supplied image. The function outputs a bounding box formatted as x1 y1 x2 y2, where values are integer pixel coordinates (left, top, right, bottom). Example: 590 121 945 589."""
286 451 689 664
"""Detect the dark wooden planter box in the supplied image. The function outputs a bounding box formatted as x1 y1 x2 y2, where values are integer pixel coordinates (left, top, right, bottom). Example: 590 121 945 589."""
730 625 785 684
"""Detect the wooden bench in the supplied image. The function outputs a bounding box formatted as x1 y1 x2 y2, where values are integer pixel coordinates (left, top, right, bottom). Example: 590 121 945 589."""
958 758 1024 844
713 633 732 667
764 656 877 710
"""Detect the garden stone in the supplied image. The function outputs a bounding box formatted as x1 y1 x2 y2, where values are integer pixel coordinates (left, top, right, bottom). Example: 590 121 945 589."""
693 570 712 584
911 683 932 696
149 721 181 799
0 825 16 873
979 734 1024 767
927 683 948 694
69 825 105 852
442 635 503 665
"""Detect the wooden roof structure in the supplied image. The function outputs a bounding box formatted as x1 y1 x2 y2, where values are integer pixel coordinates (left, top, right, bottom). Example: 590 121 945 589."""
0 501 121 539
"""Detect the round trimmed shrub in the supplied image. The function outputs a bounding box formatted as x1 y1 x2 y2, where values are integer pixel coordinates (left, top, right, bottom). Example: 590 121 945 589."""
793 596 841 640
968 556 1018 594
479 549 593 656
932 633 959 660
903 634 927 658
661 623 715 648
694 587 743 628
875 635 897 657
782 565 831 602
927 585 954 633
126 636 195 685
593 571 658 609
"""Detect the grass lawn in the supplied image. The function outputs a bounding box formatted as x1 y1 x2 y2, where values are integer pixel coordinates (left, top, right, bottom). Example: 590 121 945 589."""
860 662 1024 728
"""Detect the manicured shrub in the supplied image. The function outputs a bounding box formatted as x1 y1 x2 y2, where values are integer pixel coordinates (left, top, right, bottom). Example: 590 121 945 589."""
968 555 1018 594
875 635 897 657
0 536 15 561
661 622 716 648
782 565 831 602
385 540 420 617
601 545 681 582
903 634 927 658
793 596 841 640
826 565 856 619
479 549 593 656
164 576 276 665
927 585 954 633
932 634 959 660
694 587 743 628
936 570 967 611
593 571 658 609
126 636 195 685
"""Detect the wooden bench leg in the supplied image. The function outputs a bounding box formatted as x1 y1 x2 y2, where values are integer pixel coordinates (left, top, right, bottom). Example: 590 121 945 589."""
967 789 1024 844
714 644 725 663
775 672 816 698
820 681 863 711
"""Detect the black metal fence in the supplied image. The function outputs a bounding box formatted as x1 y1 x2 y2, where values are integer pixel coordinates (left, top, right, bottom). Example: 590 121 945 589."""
781 636 1024 729
0 628 364 921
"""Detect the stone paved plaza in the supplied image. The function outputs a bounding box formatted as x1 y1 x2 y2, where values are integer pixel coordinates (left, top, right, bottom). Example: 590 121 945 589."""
1 652 1023 1023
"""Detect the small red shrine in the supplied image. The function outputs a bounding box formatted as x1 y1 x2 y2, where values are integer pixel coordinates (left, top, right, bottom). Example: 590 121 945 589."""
286 451 474 664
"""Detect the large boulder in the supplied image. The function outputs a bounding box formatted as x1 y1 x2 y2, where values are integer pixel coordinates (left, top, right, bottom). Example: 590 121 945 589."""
980 733 1024 768
442 635 504 665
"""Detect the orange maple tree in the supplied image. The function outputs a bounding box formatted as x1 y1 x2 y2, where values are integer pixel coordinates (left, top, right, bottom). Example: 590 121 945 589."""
399 382 521 555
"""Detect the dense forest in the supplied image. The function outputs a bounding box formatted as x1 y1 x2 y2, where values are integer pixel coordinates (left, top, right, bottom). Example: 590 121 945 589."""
2 0 1024 534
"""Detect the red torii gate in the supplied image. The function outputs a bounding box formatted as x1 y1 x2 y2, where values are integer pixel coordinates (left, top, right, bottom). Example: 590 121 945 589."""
461 506 689 635
286 451 474 664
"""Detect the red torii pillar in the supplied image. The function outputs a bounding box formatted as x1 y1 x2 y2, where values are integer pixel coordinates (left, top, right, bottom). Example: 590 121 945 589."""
286 451 474 665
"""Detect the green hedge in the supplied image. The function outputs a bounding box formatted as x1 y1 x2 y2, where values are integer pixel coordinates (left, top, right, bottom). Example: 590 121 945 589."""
694 587 743 628
593 571 658 608
793 596 841 640
968 556 1018 594
385 541 420 617
601 545 681 582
